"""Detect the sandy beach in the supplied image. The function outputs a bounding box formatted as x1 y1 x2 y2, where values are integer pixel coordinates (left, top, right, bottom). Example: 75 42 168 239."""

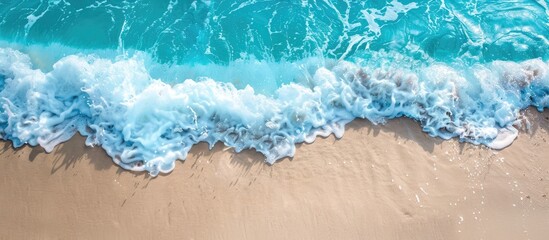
1 109 548 240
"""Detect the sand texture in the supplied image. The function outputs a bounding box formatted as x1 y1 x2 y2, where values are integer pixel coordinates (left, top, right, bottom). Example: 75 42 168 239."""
1 110 549 240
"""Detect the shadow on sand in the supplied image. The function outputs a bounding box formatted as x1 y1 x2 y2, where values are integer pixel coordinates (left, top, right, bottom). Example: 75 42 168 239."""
6 109 547 181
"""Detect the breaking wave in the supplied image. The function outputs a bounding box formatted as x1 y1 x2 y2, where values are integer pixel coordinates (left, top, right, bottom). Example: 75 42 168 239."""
1 0 548 175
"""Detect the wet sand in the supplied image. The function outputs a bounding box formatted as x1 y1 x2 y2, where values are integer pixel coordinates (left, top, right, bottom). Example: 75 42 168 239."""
1 109 548 239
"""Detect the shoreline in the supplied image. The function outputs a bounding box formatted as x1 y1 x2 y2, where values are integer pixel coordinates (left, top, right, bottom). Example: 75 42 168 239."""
1 112 549 239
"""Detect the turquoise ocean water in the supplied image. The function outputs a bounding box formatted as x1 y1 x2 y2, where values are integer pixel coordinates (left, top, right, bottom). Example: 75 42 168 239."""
1 0 548 175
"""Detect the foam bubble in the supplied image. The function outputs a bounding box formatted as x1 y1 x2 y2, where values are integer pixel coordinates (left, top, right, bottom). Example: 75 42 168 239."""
1 47 548 176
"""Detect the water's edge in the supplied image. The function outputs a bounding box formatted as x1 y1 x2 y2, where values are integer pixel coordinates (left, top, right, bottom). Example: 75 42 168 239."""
1 46 548 175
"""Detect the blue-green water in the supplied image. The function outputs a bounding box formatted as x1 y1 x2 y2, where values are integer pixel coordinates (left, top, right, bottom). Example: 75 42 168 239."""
1 0 549 175
3 0 548 63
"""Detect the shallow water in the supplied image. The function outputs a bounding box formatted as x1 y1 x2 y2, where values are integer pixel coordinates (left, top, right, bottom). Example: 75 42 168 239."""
1 0 548 175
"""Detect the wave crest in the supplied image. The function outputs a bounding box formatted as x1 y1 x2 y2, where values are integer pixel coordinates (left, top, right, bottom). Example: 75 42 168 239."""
1 47 548 175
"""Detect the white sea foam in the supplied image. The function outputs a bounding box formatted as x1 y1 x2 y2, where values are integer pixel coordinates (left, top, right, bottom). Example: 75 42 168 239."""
1 46 548 176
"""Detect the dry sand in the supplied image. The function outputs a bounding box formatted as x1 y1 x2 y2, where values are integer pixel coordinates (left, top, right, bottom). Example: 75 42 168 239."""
1 109 549 240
